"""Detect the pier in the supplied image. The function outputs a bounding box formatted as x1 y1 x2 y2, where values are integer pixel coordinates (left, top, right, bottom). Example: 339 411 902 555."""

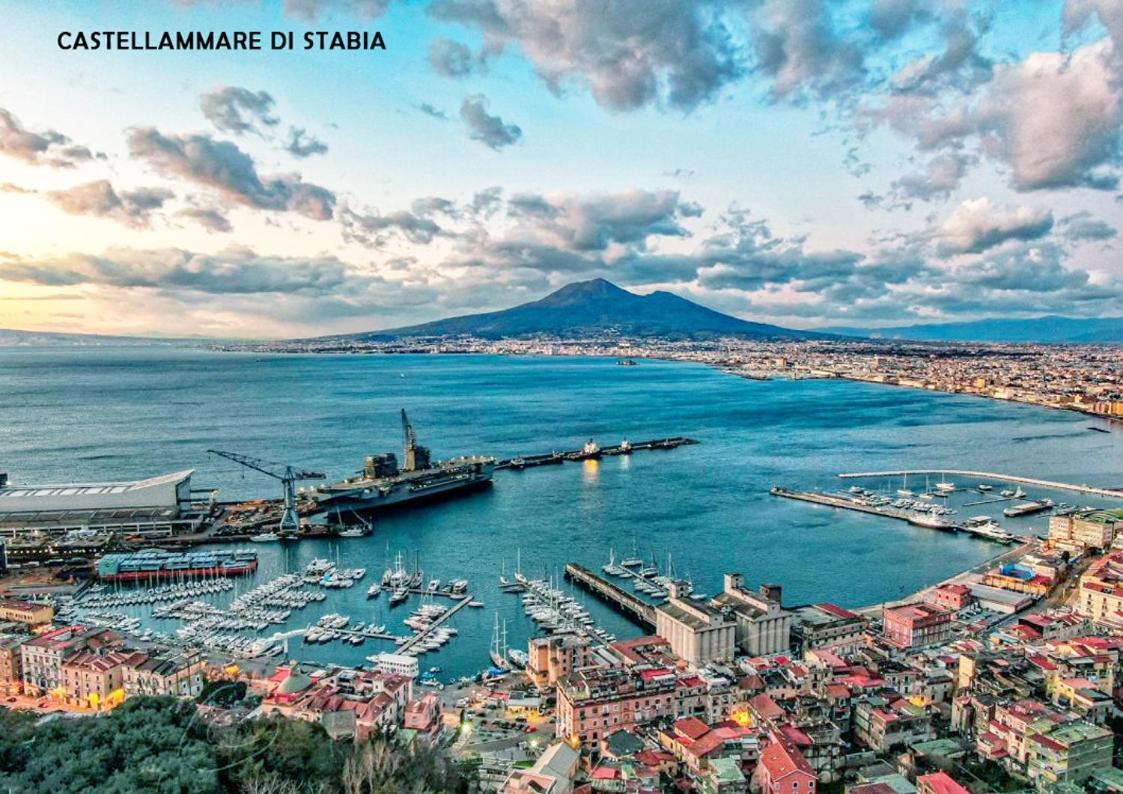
396 595 474 653
838 470 1123 499
563 563 655 628
496 437 697 469
770 487 961 532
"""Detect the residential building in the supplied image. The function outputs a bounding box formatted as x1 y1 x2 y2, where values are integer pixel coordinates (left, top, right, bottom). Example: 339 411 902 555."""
20 626 116 694
1049 511 1120 551
1077 551 1123 628
61 650 130 708
527 634 590 689
1026 721 1113 790
121 650 206 697
791 603 867 653
916 771 969 794
0 599 54 627
882 603 952 649
754 738 817 794
0 633 25 693
555 665 678 744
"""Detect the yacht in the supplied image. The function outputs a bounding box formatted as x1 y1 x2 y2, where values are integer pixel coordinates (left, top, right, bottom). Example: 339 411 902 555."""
250 532 281 543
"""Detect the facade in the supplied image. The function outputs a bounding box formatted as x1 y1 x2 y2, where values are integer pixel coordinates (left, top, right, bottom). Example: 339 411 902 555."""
121 650 207 697
882 602 953 648
403 691 442 743
656 582 736 665
0 633 25 693
710 574 791 656
1026 721 1114 790
791 603 867 653
0 600 54 627
931 584 974 612
20 626 116 693
375 652 419 680
555 665 679 744
916 771 969 794
1048 511 1121 551
263 667 412 743
754 739 817 794
61 650 129 707
1077 551 1123 628
527 634 590 689
853 697 934 752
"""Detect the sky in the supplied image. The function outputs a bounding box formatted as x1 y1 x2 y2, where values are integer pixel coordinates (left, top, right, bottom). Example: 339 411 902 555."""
0 0 1120 338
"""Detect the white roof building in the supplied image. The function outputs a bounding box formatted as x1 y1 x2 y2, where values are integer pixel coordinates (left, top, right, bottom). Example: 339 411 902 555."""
0 470 193 516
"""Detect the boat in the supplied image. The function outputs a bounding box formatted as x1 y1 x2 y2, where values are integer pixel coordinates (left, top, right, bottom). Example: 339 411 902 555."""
337 527 368 538
1003 499 1053 518
468 600 484 608
94 549 258 583
489 614 510 670
567 439 601 461
250 532 280 542
389 586 409 606
310 410 496 514
977 484 992 492
366 583 382 599
508 648 528 669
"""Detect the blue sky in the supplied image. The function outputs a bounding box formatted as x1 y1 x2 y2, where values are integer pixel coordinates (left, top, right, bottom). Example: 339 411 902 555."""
0 0 1120 337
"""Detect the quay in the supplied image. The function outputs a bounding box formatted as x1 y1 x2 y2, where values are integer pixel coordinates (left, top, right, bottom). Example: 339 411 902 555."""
396 595 473 653
770 486 962 532
563 563 655 628
838 469 1123 499
770 487 1034 544
496 436 697 469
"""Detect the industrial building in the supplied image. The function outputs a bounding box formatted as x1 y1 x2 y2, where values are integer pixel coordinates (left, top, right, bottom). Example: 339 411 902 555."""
0 470 207 543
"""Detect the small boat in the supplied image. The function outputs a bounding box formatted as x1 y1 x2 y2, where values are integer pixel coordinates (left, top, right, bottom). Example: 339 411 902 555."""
366 583 382 599
977 484 992 492
468 600 484 608
250 532 280 543
338 527 367 538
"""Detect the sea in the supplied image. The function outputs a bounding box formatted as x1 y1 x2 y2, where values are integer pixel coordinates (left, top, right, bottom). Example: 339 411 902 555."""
2 346 1122 680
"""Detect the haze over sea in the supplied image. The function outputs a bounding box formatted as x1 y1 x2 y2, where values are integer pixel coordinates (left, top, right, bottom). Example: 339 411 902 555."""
3 347 1121 678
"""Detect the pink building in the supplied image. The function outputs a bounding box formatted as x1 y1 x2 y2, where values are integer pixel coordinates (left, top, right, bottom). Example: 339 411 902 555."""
882 603 953 648
404 691 442 743
754 739 817 794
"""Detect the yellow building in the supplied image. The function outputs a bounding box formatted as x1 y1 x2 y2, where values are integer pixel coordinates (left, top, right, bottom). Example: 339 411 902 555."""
1077 551 1123 628
0 599 54 627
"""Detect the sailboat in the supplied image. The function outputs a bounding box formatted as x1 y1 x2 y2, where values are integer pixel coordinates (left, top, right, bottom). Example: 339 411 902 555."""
489 614 510 670
897 474 913 498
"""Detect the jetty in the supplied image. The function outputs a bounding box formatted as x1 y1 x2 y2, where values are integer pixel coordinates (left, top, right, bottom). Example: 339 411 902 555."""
563 563 655 628
396 595 473 653
838 470 1123 499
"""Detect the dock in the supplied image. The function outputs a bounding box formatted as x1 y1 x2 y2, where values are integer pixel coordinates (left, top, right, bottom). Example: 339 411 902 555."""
396 595 474 653
838 469 1123 499
496 437 697 469
770 487 1029 544
563 563 655 628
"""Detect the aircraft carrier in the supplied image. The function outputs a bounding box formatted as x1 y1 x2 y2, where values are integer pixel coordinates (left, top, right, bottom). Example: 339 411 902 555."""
309 410 495 514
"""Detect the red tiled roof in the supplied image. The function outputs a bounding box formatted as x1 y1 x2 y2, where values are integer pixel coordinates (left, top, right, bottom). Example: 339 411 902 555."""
673 717 710 741
758 740 814 781
917 771 969 794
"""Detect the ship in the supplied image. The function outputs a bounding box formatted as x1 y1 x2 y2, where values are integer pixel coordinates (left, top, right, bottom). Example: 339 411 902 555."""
567 439 601 460
310 410 495 514
1003 498 1053 518
95 548 258 582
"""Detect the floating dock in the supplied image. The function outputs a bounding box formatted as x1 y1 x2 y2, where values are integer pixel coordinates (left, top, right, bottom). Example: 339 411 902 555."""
838 469 1123 499
396 595 474 653
563 563 655 628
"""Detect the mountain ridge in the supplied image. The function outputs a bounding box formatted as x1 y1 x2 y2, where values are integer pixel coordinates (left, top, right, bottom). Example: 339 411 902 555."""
337 278 823 341
822 315 1123 344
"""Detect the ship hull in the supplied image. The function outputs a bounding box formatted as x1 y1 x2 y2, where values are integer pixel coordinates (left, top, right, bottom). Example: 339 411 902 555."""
312 472 493 514
99 560 258 582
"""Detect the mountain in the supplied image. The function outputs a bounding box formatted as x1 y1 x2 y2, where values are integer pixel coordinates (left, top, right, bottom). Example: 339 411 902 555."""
342 278 820 341
823 316 1123 344
0 328 184 347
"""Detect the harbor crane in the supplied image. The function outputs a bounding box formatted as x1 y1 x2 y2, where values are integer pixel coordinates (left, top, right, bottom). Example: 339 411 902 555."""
206 449 325 534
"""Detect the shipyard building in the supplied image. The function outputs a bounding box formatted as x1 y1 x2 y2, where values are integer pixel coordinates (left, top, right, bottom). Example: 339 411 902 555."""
0 470 207 560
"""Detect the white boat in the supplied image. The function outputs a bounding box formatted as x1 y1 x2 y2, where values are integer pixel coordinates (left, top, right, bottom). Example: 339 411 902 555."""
250 532 280 542
338 528 366 538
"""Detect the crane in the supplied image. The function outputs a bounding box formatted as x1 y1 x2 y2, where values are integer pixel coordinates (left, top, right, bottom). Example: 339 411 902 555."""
206 449 325 534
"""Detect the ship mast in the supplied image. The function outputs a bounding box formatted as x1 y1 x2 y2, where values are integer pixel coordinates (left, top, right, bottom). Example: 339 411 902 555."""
401 409 417 471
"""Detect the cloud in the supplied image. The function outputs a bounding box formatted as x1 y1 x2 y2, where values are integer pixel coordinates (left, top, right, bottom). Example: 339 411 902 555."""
870 40 1123 192
178 207 233 233
46 180 173 227
0 246 351 296
429 37 486 77
938 198 1054 255
341 206 444 245
429 0 741 111
869 0 925 40
199 86 278 135
285 127 328 158
127 127 336 220
417 103 449 120
280 0 391 21
459 95 522 150
747 0 864 99
504 189 699 252
889 152 975 204
889 13 992 94
0 107 97 168
1058 211 1117 241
